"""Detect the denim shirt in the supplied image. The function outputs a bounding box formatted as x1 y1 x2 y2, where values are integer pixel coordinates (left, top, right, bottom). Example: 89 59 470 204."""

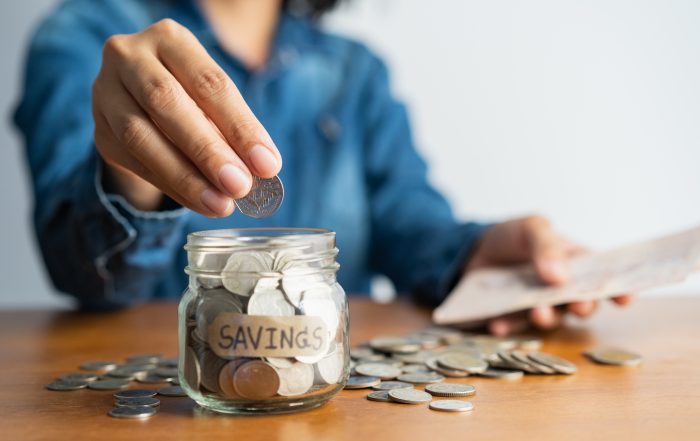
13 0 487 309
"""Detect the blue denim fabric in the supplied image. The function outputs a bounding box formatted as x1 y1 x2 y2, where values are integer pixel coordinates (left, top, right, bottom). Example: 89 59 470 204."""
13 0 488 309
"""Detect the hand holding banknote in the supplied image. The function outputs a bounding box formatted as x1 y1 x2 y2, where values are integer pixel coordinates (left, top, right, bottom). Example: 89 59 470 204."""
465 216 634 335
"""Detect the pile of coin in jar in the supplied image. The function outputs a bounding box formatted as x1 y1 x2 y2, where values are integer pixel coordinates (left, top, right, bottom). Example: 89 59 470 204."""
181 243 347 407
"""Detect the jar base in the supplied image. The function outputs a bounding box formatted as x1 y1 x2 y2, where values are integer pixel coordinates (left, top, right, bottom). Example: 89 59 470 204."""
193 396 331 415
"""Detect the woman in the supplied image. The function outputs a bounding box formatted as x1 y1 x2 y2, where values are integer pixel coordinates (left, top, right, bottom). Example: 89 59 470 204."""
14 0 631 334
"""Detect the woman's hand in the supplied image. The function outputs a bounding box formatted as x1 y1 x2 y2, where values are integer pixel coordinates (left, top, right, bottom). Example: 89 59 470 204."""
92 19 281 216
467 216 634 335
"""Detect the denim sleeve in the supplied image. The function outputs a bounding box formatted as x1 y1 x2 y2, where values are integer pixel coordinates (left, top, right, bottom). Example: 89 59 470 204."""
13 4 190 309
361 54 490 307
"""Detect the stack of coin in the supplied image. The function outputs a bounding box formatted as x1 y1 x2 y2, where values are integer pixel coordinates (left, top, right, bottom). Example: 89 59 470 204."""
181 244 347 403
109 389 160 419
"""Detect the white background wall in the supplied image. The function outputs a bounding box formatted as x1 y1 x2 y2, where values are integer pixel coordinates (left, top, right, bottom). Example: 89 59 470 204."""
1 0 699 308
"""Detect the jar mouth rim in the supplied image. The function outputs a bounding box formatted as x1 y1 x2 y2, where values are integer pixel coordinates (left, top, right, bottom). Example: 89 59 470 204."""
188 228 333 242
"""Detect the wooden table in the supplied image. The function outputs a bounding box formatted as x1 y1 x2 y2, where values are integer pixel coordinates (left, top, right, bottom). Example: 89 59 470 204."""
1 296 699 441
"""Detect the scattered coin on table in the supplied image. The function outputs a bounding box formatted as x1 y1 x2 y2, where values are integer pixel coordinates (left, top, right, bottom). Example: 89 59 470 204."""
425 383 476 397
371 381 412 391
344 375 381 389
157 386 187 397
397 372 445 384
388 388 433 404
584 348 642 366
429 400 474 412
366 390 392 402
46 380 89 391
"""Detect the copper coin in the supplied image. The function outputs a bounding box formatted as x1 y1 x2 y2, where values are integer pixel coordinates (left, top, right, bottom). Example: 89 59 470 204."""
233 360 280 399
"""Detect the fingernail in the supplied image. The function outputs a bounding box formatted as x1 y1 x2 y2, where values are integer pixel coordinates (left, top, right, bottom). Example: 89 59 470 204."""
201 188 233 216
248 144 279 176
219 163 252 198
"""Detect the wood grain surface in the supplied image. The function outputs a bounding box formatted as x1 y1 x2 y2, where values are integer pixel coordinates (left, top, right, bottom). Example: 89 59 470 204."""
1 296 699 441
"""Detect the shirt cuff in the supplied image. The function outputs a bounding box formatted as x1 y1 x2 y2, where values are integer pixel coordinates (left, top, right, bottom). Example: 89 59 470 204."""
74 154 191 299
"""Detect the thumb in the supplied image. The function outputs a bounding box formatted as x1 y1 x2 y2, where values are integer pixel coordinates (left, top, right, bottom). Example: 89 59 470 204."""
523 217 569 286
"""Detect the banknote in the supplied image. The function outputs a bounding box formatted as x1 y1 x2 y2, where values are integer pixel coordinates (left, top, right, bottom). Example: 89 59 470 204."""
433 226 700 324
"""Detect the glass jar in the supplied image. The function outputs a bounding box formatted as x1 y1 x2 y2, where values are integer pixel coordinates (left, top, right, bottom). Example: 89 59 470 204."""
178 228 349 414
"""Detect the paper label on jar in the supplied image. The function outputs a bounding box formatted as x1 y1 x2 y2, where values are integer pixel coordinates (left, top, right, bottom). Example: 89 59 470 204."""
208 313 329 358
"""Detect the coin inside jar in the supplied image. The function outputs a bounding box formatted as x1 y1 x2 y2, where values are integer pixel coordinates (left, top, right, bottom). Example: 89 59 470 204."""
276 361 315 396
218 359 248 398
233 360 280 400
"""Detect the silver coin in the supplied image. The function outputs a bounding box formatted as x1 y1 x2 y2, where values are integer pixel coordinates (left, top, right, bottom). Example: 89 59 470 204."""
394 351 433 364
158 358 179 368
421 327 465 344
369 336 421 354
397 372 445 384
58 372 98 382
425 383 476 397
366 390 392 402
157 386 187 397
153 367 178 378
88 379 131 390
585 348 642 366
46 380 89 391
273 247 310 272
254 276 281 293
344 375 381 389
295 286 336 364
137 373 172 384
388 388 432 404
315 349 345 385
113 389 157 399
266 357 295 369
355 363 402 380
515 337 543 351
108 406 157 419
276 361 315 396
247 289 295 316
299 284 338 337
280 267 324 307
406 333 443 350
511 350 556 374
196 288 244 340
80 361 118 372
478 368 524 380
108 366 151 379
528 352 577 375
437 352 488 374
234 175 284 218
425 357 469 378
401 364 431 374
115 397 160 408
221 251 273 296
371 381 412 391
429 400 474 412
350 347 378 360
493 352 537 373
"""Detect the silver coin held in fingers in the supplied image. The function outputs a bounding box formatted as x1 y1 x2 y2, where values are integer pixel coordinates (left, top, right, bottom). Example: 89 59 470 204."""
234 175 284 218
